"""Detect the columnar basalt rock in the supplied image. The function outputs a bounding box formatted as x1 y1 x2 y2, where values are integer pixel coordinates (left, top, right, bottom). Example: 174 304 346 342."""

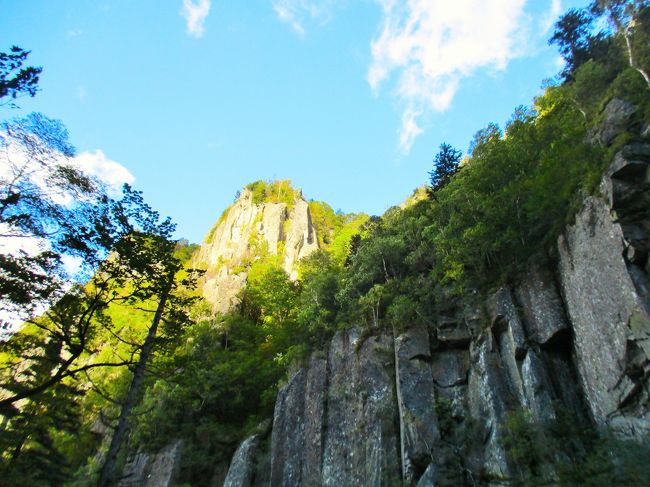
220 142 649 485
223 435 259 487
321 329 401 487
557 144 650 434
197 186 319 313
394 326 439 483
265 354 328 487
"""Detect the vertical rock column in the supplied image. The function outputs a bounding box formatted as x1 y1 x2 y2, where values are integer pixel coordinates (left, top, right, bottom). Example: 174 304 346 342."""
394 326 439 484
268 353 328 487
223 435 260 487
558 194 650 433
321 328 401 487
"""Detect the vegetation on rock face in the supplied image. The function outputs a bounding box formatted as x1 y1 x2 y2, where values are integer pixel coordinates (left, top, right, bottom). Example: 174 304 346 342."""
245 179 299 207
2 3 650 485
503 407 650 485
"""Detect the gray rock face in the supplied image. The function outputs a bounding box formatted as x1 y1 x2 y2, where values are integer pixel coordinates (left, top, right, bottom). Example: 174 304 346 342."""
224 435 259 487
556 142 650 435
283 199 319 280
415 463 437 487
431 350 469 389
269 369 307 486
558 194 650 426
515 263 569 345
119 439 182 487
521 349 556 423
487 287 526 357
322 329 401 487
302 355 327 485
221 141 650 485
197 186 319 313
267 354 328 487
588 97 637 146
394 326 439 483
468 332 518 482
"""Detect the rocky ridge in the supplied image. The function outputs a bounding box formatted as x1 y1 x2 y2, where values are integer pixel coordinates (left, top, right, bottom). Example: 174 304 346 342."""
196 186 319 313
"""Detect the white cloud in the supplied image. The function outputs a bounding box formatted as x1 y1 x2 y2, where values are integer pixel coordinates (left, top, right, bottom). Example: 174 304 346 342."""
272 0 339 36
368 0 560 153
71 150 135 195
181 0 212 38
541 0 563 34
0 134 134 331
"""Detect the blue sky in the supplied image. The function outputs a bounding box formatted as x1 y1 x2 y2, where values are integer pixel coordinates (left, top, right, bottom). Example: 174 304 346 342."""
2 0 588 243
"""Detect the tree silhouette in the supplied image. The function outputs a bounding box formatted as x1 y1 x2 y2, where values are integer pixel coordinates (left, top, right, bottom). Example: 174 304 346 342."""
0 46 42 108
428 143 462 198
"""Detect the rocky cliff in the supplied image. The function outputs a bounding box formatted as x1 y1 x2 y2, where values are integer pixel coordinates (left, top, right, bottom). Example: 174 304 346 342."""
196 185 319 313
118 105 650 487
216 139 650 486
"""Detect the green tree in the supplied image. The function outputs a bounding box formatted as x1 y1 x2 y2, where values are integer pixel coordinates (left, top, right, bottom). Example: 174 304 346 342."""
0 113 97 328
0 185 198 486
0 46 41 107
427 143 462 197
590 0 650 87
549 8 598 79
97 262 187 487
0 186 177 412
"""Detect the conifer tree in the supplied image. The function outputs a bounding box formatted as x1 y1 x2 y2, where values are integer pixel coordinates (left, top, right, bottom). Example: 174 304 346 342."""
428 143 462 198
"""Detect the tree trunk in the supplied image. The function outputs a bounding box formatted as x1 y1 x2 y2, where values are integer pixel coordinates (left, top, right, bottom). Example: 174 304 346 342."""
623 28 650 88
610 11 650 88
97 273 174 487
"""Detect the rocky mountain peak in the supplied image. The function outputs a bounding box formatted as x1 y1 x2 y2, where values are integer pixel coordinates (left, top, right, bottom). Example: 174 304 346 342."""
196 180 319 313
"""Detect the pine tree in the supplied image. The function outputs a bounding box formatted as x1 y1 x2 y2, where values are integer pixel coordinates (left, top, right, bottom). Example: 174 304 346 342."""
428 143 462 198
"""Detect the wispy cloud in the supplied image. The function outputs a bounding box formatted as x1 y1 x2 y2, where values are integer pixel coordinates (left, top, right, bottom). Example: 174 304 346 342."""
541 0 563 34
272 0 340 36
72 150 135 195
75 84 87 102
181 0 212 38
368 0 559 153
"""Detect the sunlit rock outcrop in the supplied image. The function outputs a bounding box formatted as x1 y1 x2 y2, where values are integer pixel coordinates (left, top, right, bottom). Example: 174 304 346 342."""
196 184 318 313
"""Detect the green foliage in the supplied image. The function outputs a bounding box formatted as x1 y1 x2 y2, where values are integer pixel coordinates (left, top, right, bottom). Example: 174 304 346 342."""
328 213 369 266
0 113 96 327
0 46 41 107
337 201 439 329
503 407 650 486
296 251 342 346
245 179 299 207
424 88 605 288
7 6 649 484
428 143 462 196
308 200 341 248
244 260 298 327
129 314 282 486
